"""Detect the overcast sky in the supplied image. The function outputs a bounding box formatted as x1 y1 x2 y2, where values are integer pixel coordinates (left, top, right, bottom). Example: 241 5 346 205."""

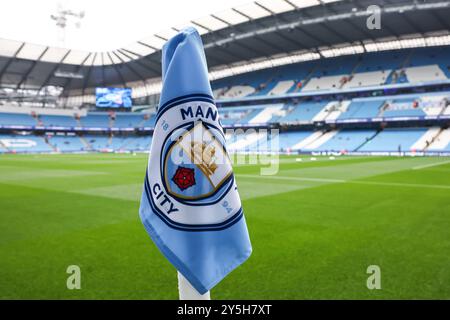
0 0 250 51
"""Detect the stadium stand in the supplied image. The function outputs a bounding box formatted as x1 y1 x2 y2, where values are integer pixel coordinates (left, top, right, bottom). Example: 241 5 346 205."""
358 128 428 152
381 98 426 118
113 113 146 128
427 128 450 151
123 136 152 151
48 135 85 152
404 65 447 83
80 114 111 128
342 70 391 89
1 45 450 155
0 113 37 126
312 130 377 152
0 134 53 153
338 100 385 119
277 131 313 151
211 47 450 95
407 46 450 79
39 115 78 127
280 101 329 123
83 135 112 151
301 130 339 150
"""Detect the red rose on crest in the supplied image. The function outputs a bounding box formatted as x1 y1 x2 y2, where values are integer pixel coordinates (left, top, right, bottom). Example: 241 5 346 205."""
172 166 196 190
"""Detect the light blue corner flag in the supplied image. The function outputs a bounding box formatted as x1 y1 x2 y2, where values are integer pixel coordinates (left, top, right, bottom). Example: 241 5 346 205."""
139 27 252 294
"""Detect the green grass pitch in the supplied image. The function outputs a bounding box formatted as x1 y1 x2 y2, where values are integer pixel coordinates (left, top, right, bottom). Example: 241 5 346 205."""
1 153 449 299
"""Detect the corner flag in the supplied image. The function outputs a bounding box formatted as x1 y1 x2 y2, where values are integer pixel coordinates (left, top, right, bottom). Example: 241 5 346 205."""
139 27 252 295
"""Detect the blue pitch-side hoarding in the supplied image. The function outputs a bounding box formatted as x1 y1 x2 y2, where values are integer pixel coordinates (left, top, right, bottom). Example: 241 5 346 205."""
95 88 132 108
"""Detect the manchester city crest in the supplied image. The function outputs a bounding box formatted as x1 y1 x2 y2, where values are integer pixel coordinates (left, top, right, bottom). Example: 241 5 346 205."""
144 98 243 231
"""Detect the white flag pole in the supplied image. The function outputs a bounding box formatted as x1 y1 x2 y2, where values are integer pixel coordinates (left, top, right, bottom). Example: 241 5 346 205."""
178 271 211 300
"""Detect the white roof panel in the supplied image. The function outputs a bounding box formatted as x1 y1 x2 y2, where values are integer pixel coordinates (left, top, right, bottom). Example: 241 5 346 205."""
234 3 272 19
92 53 104 66
107 52 122 64
40 47 69 63
139 35 166 50
173 23 209 35
257 0 295 14
16 43 47 60
0 39 23 57
155 28 178 41
63 50 90 65
213 9 249 25
192 15 228 31
288 0 320 9
115 51 133 63
122 42 155 57
82 53 95 66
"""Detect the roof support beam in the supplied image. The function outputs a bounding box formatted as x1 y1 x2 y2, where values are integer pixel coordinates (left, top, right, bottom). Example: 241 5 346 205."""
16 47 50 89
82 53 97 96
0 43 25 84
112 51 147 85
106 52 127 88
61 53 92 97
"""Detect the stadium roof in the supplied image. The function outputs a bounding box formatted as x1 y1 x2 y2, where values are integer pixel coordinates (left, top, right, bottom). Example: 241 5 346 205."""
1 0 450 98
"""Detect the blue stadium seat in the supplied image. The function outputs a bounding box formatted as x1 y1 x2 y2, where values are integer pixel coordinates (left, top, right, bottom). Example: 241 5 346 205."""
39 115 78 127
314 130 377 152
358 128 427 152
0 113 37 126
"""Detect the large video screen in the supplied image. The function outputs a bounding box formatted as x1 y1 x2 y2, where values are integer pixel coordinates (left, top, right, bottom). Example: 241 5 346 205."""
95 88 132 108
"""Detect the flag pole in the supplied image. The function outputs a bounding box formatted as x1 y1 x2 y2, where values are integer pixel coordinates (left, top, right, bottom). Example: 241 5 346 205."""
178 271 210 300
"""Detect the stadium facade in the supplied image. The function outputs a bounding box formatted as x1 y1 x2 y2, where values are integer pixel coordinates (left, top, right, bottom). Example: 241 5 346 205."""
1 0 450 155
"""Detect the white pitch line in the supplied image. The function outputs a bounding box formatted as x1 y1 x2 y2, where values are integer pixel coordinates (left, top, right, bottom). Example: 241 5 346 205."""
350 180 450 190
236 174 347 184
236 174 450 190
412 159 450 170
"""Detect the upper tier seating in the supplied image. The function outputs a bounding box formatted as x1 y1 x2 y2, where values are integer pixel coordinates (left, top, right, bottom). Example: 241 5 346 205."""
80 114 110 128
39 115 78 127
213 60 313 98
302 75 347 91
113 114 145 128
220 85 256 98
279 101 329 122
343 70 391 89
355 51 407 73
404 65 447 83
211 47 450 97
141 114 156 127
267 80 296 95
407 46 450 79
0 113 37 126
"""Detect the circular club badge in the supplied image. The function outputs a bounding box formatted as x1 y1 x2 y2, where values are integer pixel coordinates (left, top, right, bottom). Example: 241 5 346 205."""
144 99 243 231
